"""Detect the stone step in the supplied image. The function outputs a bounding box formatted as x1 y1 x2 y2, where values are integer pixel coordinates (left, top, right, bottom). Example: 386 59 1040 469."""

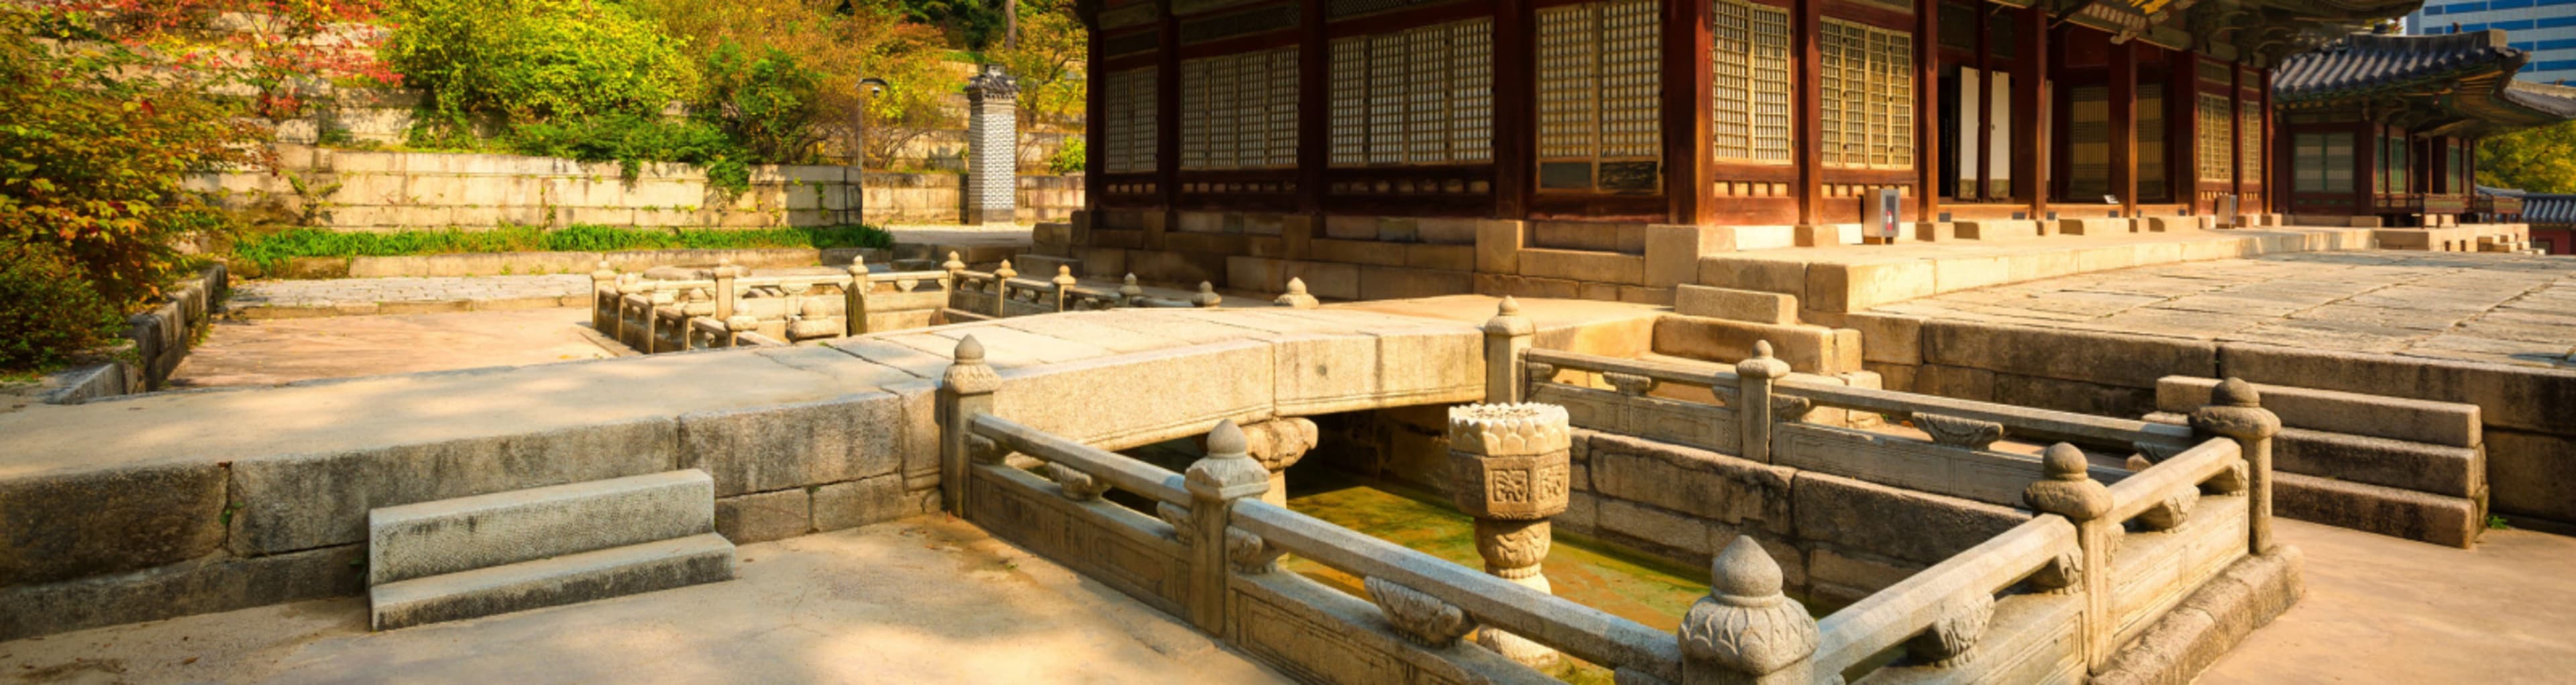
2142 412 2480 498
2275 472 2479 549
370 533 737 630
368 470 715 586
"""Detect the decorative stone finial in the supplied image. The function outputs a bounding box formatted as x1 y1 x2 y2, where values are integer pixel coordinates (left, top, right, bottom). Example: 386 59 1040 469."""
994 260 1017 280
1186 419 1271 501
1682 536 1819 677
943 251 966 272
2210 377 2260 407
2025 443 2110 519
955 334 986 362
592 260 616 280
1274 278 1320 308
1053 265 1078 287
848 254 868 276
1483 296 1535 336
943 334 1000 394
1735 340 1790 380
2191 377 2281 441
1447 403 1572 522
1120 273 1142 297
1191 281 1223 307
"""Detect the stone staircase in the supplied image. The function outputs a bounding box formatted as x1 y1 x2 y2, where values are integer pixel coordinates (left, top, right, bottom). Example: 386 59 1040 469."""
366 470 736 630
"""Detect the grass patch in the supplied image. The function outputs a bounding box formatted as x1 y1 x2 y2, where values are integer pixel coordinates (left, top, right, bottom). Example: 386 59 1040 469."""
232 224 894 271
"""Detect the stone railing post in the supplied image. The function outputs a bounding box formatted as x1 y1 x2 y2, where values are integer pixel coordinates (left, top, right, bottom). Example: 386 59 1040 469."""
1482 297 1534 404
1191 281 1223 308
1447 403 1572 668
1184 419 1271 639
635 281 664 354
1680 536 1819 685
1052 265 1078 311
992 260 1018 316
713 259 739 321
1273 278 1319 308
615 274 648 348
938 335 1001 515
2190 378 2282 554
941 250 967 308
590 260 618 331
2025 442 2114 670
845 256 871 337
724 314 757 348
1735 341 1790 462
1119 274 1144 307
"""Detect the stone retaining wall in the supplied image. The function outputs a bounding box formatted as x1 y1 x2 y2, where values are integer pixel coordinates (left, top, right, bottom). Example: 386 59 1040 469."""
18 265 228 405
191 149 1082 231
233 246 888 280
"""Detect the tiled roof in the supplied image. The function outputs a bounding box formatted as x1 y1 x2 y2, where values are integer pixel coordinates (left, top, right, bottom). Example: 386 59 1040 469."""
2479 185 2576 223
2274 30 2525 101
2504 81 2576 118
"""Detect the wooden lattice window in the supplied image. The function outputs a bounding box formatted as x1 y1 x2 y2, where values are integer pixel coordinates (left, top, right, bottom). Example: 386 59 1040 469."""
1712 0 1792 164
1821 19 1911 169
1537 0 1660 191
1328 17 1495 168
2239 101 2261 184
2293 132 2351 194
1102 67 1157 174
2139 83 2165 201
1181 46 1300 171
2198 94 2232 182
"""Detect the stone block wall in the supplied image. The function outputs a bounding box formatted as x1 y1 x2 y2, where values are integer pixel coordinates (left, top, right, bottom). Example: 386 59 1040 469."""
0 386 938 641
191 149 1082 231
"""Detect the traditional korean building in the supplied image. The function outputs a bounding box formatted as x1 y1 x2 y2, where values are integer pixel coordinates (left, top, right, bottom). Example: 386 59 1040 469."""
1053 0 2424 299
2479 186 2576 254
2273 30 2576 230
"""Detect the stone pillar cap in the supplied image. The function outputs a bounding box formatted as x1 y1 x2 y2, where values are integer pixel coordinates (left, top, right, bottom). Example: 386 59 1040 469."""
1448 403 1571 456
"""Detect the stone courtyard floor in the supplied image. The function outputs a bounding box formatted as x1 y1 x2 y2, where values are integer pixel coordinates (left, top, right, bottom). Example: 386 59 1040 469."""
0 517 1291 684
1870 251 2576 368
168 307 615 388
229 274 592 315
2203 519 2576 683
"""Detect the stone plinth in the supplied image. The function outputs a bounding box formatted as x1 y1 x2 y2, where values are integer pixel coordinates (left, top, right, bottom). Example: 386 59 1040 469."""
1446 402 1572 668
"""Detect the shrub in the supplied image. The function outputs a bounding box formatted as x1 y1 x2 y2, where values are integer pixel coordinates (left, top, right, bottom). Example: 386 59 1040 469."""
0 242 129 372
1045 136 1086 175
231 225 894 270
696 42 828 164
509 115 753 193
384 0 698 125
1 6 257 307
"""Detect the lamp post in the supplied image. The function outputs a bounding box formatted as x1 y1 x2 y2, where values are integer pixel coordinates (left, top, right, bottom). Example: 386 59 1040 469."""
851 76 888 225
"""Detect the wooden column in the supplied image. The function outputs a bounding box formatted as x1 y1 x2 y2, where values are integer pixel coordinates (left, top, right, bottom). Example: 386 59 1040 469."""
1296 0 1326 215
2353 122 2377 219
1796 0 1825 225
1975 3 1994 201
1914 0 1939 221
1152 1 1181 250
1666 0 1714 224
2170 48 2198 211
2109 40 2137 216
2011 4 2047 219
1495 0 1535 220
2260 66 2275 215
1085 21 1107 213
2229 61 2245 201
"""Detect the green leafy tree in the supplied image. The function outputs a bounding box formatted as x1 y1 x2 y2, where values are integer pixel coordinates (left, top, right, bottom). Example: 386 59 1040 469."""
384 0 699 126
633 0 965 168
696 42 828 164
2480 119 2576 193
1 7 260 309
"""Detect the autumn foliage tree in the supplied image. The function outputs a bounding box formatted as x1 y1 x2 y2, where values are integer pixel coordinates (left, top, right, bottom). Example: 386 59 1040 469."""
2479 119 2576 194
72 0 400 119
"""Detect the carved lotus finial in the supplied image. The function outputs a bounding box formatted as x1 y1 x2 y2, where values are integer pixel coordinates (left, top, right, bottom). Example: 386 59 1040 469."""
2210 377 2261 407
954 334 986 362
1447 403 1572 457
1208 419 1248 458
1186 419 1271 500
1711 536 1784 600
2041 443 2088 481
1499 296 1522 316
1682 536 1818 676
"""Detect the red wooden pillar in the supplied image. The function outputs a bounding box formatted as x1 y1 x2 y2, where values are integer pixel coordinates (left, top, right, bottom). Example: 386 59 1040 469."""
2170 47 2198 211
2109 40 2137 215
1795 0 1825 225
1152 1 1181 249
1913 0 1939 221
2260 67 2275 215
2229 60 2244 202
1295 0 1326 216
1494 0 1534 220
2011 4 2047 219
1665 0 1713 224
2353 121 2377 219
1083 19 1106 214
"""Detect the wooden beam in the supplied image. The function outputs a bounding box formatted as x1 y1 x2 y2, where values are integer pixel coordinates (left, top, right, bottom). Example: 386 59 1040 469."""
1796 0 1825 225
1154 1 1181 249
2012 4 2047 219
1666 0 1714 224
2110 38 2136 216
1915 0 1939 221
